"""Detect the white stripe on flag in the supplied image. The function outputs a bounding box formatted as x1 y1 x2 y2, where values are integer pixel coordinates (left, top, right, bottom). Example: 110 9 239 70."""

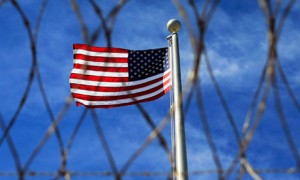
74 59 128 67
70 75 171 96
74 81 171 106
71 69 128 77
69 69 170 87
74 49 128 58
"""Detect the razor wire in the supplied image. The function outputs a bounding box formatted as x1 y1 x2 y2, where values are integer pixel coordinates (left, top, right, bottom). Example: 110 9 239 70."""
0 0 299 179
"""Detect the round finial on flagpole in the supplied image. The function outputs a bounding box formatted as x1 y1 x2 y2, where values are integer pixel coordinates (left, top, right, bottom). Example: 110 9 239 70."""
167 19 181 33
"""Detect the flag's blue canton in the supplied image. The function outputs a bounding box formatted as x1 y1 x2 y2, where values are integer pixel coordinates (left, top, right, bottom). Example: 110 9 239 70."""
128 48 169 81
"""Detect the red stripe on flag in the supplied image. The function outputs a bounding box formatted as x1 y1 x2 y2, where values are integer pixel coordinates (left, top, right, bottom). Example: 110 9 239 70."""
73 64 128 73
71 82 167 101
71 78 171 96
76 88 171 108
71 84 130 92
70 72 170 91
73 44 128 53
70 73 129 82
73 54 128 63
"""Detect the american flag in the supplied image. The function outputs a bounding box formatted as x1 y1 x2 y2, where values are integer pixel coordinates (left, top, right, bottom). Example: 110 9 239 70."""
70 44 171 108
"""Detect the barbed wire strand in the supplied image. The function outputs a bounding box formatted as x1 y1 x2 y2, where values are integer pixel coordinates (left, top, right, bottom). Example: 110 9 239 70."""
88 0 110 46
0 167 299 178
0 0 300 179
2 1 69 179
274 0 283 17
135 103 173 162
90 110 120 179
225 66 268 179
173 1 231 179
237 1 298 179
175 1 250 179
0 0 36 147
203 47 262 180
203 48 241 144
276 60 300 111
33 0 67 171
55 108 88 180
236 1 277 178
0 114 22 174
88 0 129 46
0 0 66 161
119 110 172 177
276 0 296 39
273 72 300 170
195 81 224 179
21 96 73 175
0 0 7 7
69 0 89 44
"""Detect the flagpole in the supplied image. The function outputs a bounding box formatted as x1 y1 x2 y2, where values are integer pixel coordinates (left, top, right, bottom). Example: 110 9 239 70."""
167 19 188 180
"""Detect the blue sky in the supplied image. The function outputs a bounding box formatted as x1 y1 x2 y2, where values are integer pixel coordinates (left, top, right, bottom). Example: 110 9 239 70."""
0 0 300 179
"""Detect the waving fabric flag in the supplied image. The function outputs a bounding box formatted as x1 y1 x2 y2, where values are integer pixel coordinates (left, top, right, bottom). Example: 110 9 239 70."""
70 44 171 108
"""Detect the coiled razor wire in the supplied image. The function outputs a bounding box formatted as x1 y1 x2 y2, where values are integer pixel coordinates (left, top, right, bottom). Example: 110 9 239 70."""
0 0 299 179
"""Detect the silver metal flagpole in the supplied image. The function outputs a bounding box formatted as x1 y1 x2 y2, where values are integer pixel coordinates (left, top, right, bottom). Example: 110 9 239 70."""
167 19 188 180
